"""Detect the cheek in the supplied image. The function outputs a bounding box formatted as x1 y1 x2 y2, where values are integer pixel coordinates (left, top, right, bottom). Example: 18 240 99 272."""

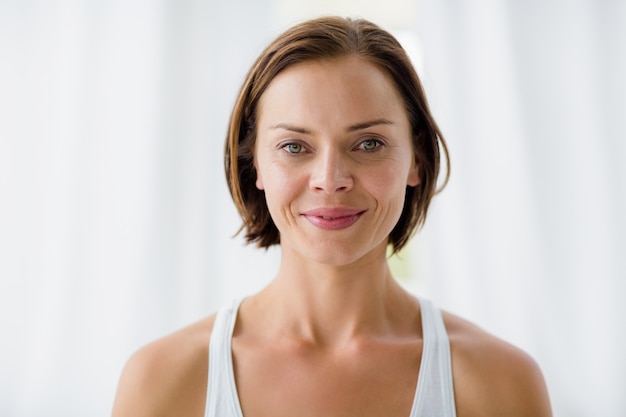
368 174 392 195
260 163 291 191
367 164 412 209
373 162 409 189
257 164 301 211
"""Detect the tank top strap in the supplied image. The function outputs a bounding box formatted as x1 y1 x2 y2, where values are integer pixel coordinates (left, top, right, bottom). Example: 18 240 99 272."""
205 297 456 417
205 298 245 417
409 297 457 417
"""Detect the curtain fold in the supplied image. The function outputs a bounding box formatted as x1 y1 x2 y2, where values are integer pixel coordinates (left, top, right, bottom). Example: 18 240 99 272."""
1 1 274 415
416 1 626 416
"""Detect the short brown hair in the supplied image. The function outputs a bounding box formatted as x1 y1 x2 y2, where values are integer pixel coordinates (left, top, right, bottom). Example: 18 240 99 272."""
225 16 449 253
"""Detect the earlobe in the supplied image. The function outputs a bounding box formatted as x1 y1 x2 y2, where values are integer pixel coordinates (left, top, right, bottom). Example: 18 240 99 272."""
255 167 264 190
253 156 264 190
407 160 420 187
256 176 264 190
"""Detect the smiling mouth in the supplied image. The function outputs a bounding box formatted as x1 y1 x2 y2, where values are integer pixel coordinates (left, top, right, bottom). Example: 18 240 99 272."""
302 210 366 231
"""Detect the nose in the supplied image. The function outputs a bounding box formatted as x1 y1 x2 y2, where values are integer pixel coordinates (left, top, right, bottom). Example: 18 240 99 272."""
309 148 354 193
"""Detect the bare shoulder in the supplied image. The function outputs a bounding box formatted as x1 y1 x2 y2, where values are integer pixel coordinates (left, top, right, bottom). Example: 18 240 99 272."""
442 311 552 417
111 314 217 417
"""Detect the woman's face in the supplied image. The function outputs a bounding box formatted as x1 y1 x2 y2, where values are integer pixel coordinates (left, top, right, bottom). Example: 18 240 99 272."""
254 55 419 266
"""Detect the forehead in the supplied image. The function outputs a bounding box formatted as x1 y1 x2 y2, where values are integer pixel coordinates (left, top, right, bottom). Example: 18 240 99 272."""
256 55 408 130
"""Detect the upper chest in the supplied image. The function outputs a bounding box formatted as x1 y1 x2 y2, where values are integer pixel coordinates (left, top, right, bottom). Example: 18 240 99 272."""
231 337 424 417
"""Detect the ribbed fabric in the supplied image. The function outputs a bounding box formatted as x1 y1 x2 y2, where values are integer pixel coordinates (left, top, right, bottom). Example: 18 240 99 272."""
204 297 456 417
409 297 457 417
205 298 244 417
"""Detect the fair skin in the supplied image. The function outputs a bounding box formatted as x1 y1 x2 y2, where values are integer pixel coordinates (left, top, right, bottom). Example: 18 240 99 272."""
112 56 552 417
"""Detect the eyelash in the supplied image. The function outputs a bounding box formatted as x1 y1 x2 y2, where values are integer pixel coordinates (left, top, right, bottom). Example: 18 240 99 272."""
280 142 308 154
356 138 384 152
279 137 385 155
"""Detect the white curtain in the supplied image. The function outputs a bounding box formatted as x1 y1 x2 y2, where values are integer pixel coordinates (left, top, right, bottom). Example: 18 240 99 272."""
1 1 624 416
414 1 626 416
1 1 277 415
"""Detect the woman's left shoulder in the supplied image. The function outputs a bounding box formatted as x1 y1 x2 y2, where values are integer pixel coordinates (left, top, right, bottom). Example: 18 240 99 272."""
441 310 553 417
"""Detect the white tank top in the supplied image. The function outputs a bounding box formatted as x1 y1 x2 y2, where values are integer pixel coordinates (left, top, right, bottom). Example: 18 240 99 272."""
204 297 457 417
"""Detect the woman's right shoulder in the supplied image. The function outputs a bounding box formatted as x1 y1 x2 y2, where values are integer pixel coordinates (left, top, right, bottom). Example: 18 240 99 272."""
111 313 217 417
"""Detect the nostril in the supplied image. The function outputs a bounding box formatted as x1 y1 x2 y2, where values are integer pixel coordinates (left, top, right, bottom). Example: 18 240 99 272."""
309 153 354 193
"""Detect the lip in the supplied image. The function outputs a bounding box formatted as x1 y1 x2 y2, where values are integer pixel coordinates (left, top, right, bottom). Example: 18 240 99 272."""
301 208 366 231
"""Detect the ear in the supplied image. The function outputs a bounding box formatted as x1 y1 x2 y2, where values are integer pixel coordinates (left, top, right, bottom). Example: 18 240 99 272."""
407 158 420 187
254 161 264 190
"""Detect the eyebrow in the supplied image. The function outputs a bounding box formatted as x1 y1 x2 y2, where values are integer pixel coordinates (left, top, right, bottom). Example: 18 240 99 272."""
270 118 394 134
346 118 394 132
269 123 312 134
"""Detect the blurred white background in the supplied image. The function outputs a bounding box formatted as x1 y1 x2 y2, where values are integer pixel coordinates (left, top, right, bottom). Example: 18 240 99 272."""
1 0 624 416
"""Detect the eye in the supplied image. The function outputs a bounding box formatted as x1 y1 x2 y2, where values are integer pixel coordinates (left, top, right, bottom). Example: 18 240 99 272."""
357 138 383 152
281 143 306 154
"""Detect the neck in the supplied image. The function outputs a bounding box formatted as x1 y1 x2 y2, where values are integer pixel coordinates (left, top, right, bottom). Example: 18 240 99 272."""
249 244 414 347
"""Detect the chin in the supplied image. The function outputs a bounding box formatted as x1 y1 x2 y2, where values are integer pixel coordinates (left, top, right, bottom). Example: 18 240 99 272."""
303 239 385 267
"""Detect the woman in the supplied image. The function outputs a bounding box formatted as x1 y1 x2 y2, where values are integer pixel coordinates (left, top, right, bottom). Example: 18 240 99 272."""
112 16 552 417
